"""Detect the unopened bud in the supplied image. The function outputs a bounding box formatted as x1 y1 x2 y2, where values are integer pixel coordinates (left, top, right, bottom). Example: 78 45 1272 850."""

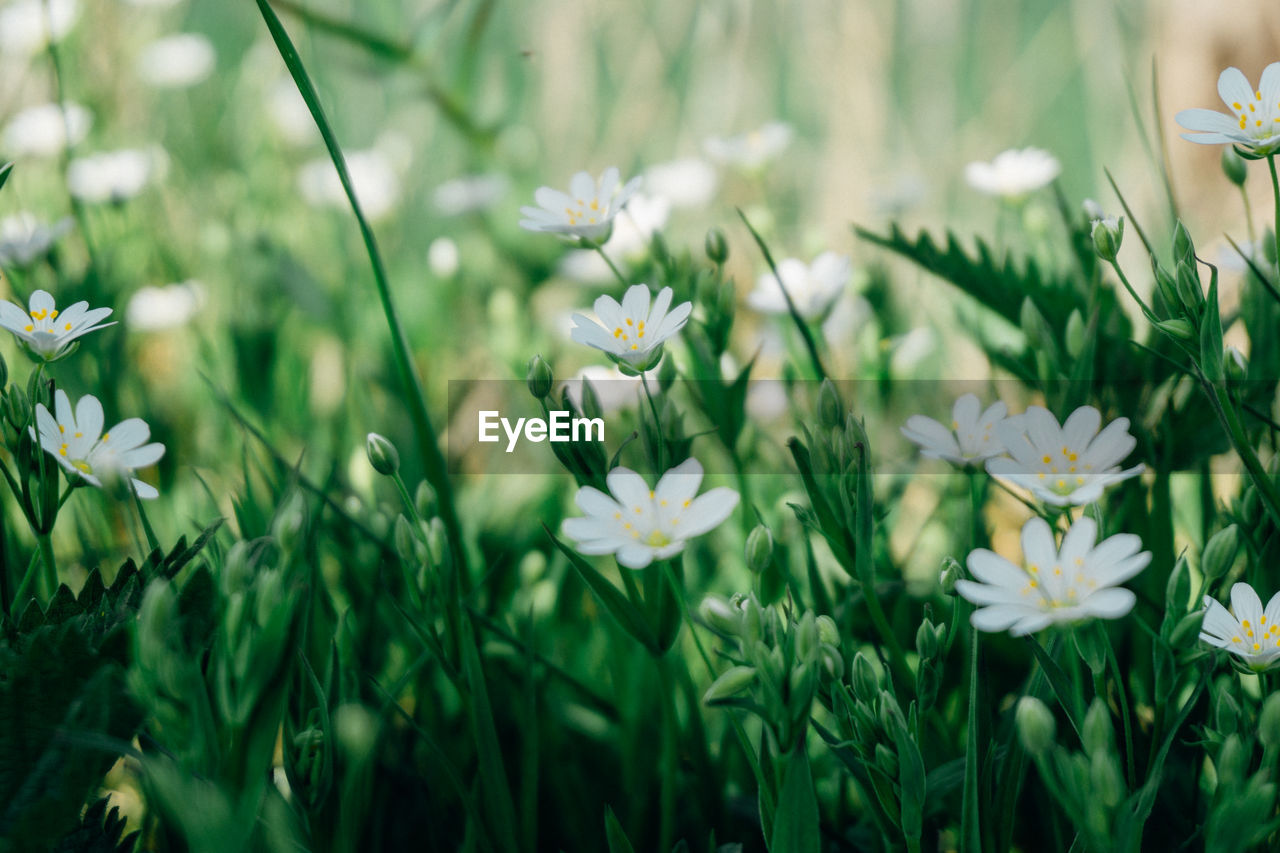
1258 692 1280 750
1082 698 1113 757
703 665 757 703
1222 147 1249 187
1202 525 1240 581
915 618 939 661
1175 259 1203 315
394 515 419 564
1226 347 1248 383
699 596 741 635
1065 309 1086 359
745 525 774 573
852 652 879 703
940 557 963 595
1154 318 1195 342
818 379 843 430
1173 221 1195 266
1090 216 1124 262
415 480 436 518
1016 696 1056 757
366 433 400 476
705 227 728 264
526 354 553 399
815 615 840 648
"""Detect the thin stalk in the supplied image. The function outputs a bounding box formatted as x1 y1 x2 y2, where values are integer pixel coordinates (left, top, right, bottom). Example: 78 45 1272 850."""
132 488 160 555
1269 154 1280 280
35 531 56 599
1241 185 1257 246
594 244 629 287
961 472 983 851
640 371 666 474
10 551 42 618
1104 633 1136 789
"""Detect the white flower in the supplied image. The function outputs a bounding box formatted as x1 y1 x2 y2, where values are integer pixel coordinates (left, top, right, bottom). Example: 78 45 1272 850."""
569 283 692 369
1177 64 1280 156
68 148 166 203
1082 198 1106 220
298 149 400 221
432 173 509 216
136 33 216 89
265 78 317 146
747 251 851 318
0 289 113 361
644 158 718 208
519 167 641 242
704 122 792 170
125 280 204 331
33 390 164 499
557 193 671 282
0 0 77 56
964 147 1061 199
901 394 1009 467
2 102 90 157
956 516 1149 636
562 458 739 569
0 213 74 267
1200 582 1280 670
427 237 459 278
986 405 1144 507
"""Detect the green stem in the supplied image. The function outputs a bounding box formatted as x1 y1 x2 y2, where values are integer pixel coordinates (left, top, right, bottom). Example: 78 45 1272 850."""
594 244 629 287
640 371 666 474
1104 632 1136 789
1268 154 1280 280
656 654 678 853
1107 259 1159 324
960 626 981 852
10 551 41 618
1241 184 1257 247
1208 380 1280 531
35 531 56 600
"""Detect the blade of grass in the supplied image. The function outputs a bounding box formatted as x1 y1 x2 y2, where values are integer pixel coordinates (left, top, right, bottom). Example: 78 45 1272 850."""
250 2 469 587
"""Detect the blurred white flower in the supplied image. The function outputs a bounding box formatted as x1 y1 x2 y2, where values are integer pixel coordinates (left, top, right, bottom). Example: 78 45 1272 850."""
427 237 459 277
557 193 671 282
519 167 641 242
986 405 1143 507
1082 198 1105 220
136 33 216 89
888 327 936 376
433 173 509 216
298 149 400 221
957 516 1149 636
0 213 73 267
704 122 792 170
901 394 1009 467
869 174 927 217
564 365 642 413
126 280 204 331
745 380 789 422
1200 582 1280 670
68 148 166 203
265 78 317 145
2 102 90 157
570 283 692 369
965 148 1060 199
748 252 851 318
1177 64 1280 156
0 288 114 361
33 389 164 499
0 0 78 56
644 158 718 208
563 457 739 569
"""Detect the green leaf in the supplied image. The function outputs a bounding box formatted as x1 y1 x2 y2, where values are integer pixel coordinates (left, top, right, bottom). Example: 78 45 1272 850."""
604 805 637 853
1026 638 1084 740
0 161 13 193
1200 263 1224 383
770 743 821 853
458 616 521 853
544 524 660 654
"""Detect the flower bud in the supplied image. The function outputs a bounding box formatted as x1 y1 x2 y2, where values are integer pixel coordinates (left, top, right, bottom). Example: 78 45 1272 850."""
852 652 879 703
1202 525 1240 582
1090 216 1124 262
1016 696 1056 757
815 615 840 648
526 354 553 399
1153 318 1195 342
1175 259 1203 316
366 433 400 476
745 525 774 574
915 618 940 662
699 595 741 635
394 514 419 564
1090 752 1125 809
1226 347 1248 383
1082 698 1113 757
1082 198 1105 220
874 743 898 778
1064 309 1086 359
940 557 963 595
1222 147 1249 187
1258 692 1280 750
1152 260 1180 313
1215 734 1248 788
1173 221 1195 266
818 379 843 430
795 612 819 660
705 227 728 264
415 480 436 519
334 703 379 762
703 665 757 703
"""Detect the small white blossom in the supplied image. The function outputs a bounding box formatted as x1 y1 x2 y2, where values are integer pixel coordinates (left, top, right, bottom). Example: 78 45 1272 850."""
265 78 317 145
644 158 718 208
298 148 400 221
964 147 1061 199
136 33 216 89
956 516 1149 636
1200 582 1280 670
569 283 692 370
33 390 164 499
986 405 1143 506
901 394 1009 467
0 0 78 56
747 251 851 318
432 173 509 216
563 458 739 569
704 122 792 170
519 167 641 242
0 213 74 267
2 102 90 157
0 289 113 361
68 148 167 203
1177 64 1280 156
427 237 459 278
558 193 671 282
125 280 204 331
